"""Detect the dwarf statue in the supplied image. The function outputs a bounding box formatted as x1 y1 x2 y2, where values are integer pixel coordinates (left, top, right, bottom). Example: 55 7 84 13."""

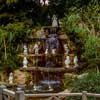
52 14 58 27
8 72 13 84
23 44 28 55
33 42 40 54
74 56 78 68
65 55 70 68
23 57 28 68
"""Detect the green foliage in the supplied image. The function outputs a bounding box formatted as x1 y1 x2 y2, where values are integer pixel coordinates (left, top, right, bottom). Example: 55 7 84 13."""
6 0 18 5
81 0 100 34
0 22 32 46
81 34 100 71
83 35 100 59
63 0 100 34
62 14 89 36
64 74 77 89
61 0 100 72
67 73 100 100
0 22 33 71
61 14 89 56
0 0 18 4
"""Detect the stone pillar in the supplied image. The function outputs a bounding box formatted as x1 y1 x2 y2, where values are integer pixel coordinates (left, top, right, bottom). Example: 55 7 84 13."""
15 90 25 100
82 91 87 100
0 85 6 100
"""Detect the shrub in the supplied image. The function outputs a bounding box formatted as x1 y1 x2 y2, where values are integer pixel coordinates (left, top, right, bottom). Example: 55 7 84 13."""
61 8 100 72
0 22 33 71
83 34 100 59
67 73 100 100
81 34 100 72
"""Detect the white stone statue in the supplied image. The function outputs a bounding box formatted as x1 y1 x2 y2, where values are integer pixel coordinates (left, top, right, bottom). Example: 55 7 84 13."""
63 44 69 55
23 57 28 68
52 14 58 27
45 48 56 55
33 85 37 91
8 72 13 84
23 44 28 55
51 49 56 55
33 42 40 54
74 56 78 68
65 55 70 68
45 49 48 55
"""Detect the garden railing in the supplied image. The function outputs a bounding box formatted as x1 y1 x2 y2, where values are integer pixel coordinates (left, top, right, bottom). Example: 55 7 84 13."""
0 85 100 100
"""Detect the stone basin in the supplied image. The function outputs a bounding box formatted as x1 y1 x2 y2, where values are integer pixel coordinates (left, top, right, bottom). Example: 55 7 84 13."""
24 80 64 93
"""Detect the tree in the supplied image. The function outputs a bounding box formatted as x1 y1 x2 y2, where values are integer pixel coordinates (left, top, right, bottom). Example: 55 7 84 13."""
0 0 18 4
6 0 18 4
49 0 66 18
